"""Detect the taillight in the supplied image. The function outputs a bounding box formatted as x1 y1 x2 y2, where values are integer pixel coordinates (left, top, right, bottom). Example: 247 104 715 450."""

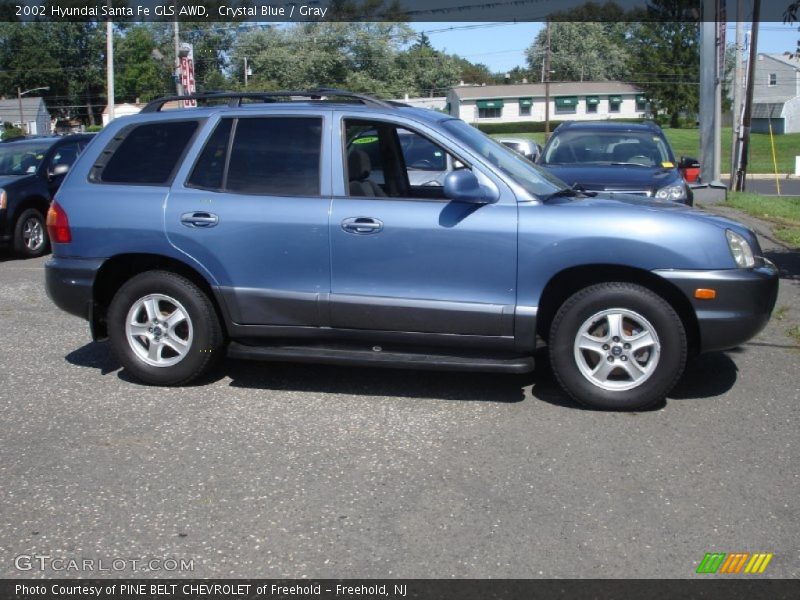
46 200 72 243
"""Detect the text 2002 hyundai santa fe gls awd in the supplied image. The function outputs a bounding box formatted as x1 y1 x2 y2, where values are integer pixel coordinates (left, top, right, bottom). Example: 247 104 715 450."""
45 90 779 410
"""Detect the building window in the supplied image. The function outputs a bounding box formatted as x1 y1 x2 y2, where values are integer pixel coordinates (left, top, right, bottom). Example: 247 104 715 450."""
554 96 578 114
478 106 502 119
587 103 598 114
608 95 622 113
769 73 777 86
520 105 531 117
635 94 647 111
476 99 504 119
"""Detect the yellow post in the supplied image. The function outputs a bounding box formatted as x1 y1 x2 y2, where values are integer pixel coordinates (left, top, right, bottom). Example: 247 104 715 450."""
768 118 781 195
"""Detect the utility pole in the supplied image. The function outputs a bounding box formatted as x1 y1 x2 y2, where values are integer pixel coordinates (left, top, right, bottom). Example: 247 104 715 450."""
544 19 551 138
244 57 249 88
729 3 744 188
734 0 760 191
699 0 722 185
106 18 115 122
173 17 182 95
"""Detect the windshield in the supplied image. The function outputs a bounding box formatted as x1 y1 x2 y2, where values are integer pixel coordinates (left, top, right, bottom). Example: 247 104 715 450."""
442 120 564 197
541 130 674 167
0 142 51 176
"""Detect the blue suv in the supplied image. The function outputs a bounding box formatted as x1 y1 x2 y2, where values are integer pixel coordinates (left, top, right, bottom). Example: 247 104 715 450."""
45 90 778 410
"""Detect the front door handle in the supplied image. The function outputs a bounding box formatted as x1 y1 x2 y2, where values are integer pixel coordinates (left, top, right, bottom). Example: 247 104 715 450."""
180 212 219 228
341 217 383 234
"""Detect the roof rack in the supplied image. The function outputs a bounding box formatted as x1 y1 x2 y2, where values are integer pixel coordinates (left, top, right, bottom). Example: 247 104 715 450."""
141 88 393 113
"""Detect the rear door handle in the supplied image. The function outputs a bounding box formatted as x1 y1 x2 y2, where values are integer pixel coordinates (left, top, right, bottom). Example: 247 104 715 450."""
180 212 219 228
341 217 383 234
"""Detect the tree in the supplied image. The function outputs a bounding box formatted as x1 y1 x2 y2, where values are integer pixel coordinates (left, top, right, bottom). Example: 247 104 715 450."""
114 25 173 103
451 57 501 85
397 34 460 97
627 4 700 128
230 22 418 98
0 22 105 125
525 21 631 82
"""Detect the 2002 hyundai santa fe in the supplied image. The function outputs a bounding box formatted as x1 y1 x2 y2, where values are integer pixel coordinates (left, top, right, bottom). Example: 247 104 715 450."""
45 89 779 410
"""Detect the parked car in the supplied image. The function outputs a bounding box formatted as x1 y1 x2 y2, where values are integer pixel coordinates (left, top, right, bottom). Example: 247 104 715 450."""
497 137 541 162
45 90 778 410
538 121 696 205
0 134 94 257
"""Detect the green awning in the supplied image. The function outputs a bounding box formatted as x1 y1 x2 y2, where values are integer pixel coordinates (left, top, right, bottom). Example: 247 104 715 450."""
635 94 647 103
585 96 600 106
555 96 578 108
608 95 623 104
518 97 533 107
476 99 504 109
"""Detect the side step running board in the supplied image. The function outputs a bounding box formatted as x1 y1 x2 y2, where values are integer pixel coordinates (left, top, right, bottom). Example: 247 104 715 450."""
227 342 534 374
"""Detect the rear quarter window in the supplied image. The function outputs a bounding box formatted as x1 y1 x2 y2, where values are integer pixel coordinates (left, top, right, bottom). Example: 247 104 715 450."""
91 120 200 185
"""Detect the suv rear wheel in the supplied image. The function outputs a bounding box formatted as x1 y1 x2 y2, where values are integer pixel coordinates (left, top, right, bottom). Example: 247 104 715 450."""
107 271 224 386
549 282 687 410
14 208 50 258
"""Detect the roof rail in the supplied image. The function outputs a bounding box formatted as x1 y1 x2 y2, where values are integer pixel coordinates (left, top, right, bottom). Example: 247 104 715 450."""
141 88 393 113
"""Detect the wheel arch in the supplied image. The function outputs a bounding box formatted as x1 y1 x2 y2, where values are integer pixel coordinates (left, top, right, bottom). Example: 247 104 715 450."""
92 253 228 341
536 264 701 355
12 195 50 223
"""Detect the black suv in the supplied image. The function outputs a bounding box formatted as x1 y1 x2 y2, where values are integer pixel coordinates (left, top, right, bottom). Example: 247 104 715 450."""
0 134 93 257
538 122 695 205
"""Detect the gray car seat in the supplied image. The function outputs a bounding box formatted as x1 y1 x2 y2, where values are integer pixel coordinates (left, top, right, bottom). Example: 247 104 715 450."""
348 149 386 197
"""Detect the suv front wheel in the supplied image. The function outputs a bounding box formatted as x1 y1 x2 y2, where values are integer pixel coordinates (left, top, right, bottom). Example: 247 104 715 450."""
549 282 687 410
107 271 224 386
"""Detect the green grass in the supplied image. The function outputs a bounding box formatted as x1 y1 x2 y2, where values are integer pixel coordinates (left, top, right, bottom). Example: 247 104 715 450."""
491 127 800 174
724 192 800 248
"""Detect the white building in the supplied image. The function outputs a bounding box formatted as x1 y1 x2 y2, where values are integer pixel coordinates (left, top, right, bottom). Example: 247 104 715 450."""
447 82 647 124
750 53 800 134
0 96 51 135
102 102 146 126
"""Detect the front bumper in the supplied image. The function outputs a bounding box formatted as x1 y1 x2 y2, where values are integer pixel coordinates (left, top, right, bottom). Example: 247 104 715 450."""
655 260 779 352
45 256 105 321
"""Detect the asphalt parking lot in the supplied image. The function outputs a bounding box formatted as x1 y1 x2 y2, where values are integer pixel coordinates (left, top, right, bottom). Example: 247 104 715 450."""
1 209 798 579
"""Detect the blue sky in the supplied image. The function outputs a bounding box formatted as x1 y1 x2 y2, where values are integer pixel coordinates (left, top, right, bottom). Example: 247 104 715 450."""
410 21 800 73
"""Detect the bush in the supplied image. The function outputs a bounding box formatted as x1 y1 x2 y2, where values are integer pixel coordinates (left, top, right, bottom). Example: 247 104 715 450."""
1 123 24 140
474 121 564 134
473 118 649 135
85 125 103 133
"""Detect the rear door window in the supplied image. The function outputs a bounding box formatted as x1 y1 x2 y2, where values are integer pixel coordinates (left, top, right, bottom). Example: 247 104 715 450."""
225 117 322 196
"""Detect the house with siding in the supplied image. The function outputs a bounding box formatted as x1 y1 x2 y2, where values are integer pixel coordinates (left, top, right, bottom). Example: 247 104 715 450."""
750 53 800 134
0 97 51 135
446 82 647 124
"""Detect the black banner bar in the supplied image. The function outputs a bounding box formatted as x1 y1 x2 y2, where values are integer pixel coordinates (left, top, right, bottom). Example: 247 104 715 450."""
1 0 794 23
2 579 800 600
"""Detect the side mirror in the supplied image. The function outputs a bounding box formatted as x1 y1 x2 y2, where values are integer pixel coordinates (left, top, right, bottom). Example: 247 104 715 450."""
679 156 699 169
49 163 70 178
443 170 497 205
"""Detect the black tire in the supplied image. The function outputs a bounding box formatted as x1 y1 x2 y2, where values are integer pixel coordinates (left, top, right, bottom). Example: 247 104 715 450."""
549 282 687 411
13 208 50 258
107 270 224 386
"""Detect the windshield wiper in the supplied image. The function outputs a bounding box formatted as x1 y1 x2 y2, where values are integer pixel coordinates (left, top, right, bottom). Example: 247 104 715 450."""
610 162 651 167
544 184 597 201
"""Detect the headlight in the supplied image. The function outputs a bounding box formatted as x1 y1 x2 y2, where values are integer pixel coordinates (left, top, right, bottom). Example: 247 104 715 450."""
726 229 755 268
655 182 687 202
0 188 6 210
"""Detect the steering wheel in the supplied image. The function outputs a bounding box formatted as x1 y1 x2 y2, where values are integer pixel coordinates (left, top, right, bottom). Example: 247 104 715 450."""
409 159 435 169
628 155 652 166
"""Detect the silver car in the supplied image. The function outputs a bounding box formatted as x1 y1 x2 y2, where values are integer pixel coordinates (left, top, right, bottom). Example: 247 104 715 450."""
497 137 541 162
